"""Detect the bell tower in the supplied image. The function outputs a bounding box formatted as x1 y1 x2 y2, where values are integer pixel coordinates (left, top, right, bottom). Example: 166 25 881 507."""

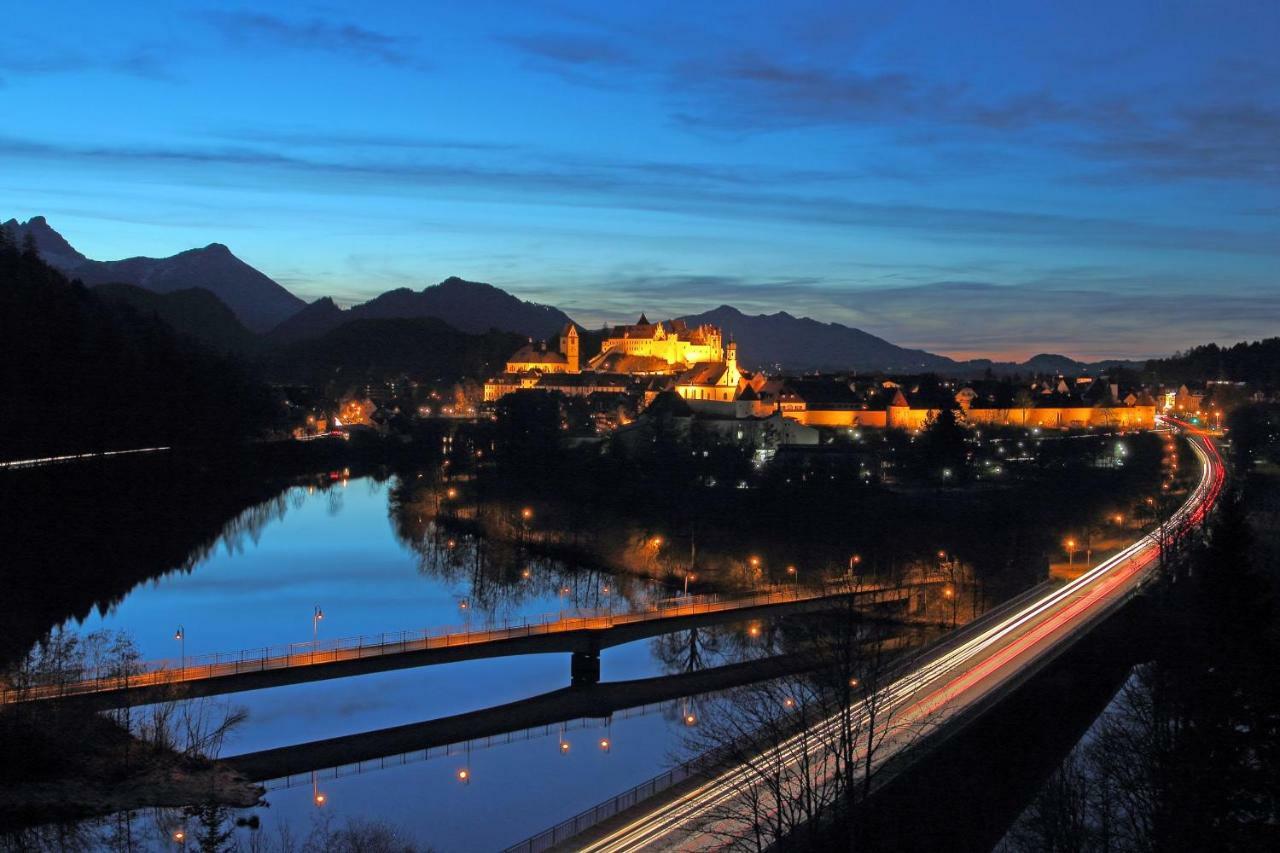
560 323 580 373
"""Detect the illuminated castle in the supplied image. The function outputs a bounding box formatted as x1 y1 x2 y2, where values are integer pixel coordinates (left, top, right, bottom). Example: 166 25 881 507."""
587 315 723 374
485 314 740 403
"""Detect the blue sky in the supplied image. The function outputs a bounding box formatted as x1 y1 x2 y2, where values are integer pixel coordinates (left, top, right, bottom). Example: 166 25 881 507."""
2 1 1277 359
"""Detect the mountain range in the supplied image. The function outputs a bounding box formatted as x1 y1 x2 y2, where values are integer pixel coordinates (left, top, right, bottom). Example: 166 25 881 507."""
268 278 572 344
5 216 304 332
4 215 1142 376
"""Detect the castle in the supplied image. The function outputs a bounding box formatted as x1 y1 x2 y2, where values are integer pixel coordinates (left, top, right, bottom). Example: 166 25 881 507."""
484 315 740 403
483 316 1157 432
586 315 723 374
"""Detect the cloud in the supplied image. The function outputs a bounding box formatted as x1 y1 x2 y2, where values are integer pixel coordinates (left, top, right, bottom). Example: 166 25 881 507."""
565 273 1280 361
1072 103 1280 184
4 134 1277 258
0 45 177 81
203 11 428 69
500 33 636 68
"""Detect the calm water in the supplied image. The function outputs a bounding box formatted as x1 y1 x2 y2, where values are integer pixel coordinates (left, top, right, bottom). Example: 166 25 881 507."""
58 475 723 851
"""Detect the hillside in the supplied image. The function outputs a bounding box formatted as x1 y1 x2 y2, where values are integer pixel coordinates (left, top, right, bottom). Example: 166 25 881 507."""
1144 338 1280 385
93 283 261 355
0 238 275 459
265 317 525 387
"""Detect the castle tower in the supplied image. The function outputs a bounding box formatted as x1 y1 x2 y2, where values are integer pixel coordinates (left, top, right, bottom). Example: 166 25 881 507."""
559 323 580 373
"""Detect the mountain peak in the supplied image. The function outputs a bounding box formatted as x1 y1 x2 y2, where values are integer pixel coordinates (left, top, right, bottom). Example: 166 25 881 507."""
5 215 88 268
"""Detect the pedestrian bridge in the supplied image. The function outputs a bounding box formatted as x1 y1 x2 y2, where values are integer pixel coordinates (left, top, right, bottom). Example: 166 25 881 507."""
3 583 927 708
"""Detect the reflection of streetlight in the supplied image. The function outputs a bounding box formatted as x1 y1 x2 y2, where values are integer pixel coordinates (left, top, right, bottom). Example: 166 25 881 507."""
783 697 796 709
684 712 697 726
457 768 470 783
748 623 762 638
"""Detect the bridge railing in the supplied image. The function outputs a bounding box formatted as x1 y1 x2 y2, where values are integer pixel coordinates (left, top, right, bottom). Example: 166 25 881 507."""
1 583 905 704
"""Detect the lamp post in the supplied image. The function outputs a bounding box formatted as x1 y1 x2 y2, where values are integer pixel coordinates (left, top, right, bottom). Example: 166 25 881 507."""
312 605 324 657
1065 538 1077 567
174 626 185 678
786 564 798 589
683 571 695 596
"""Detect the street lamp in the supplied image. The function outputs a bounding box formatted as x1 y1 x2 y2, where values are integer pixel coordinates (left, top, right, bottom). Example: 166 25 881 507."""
849 554 862 573
174 626 185 678
312 605 324 654
786 564 798 588
1065 538 1077 567
683 571 696 596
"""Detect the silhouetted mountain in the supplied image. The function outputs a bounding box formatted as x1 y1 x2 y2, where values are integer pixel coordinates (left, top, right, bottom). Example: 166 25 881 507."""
0 239 275 459
6 216 305 332
93 283 261 356
265 317 525 387
267 296 346 344
677 305 954 372
268 276 575 342
2 215 86 268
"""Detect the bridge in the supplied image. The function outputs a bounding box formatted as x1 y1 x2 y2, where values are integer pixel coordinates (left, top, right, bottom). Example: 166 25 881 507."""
2 583 929 708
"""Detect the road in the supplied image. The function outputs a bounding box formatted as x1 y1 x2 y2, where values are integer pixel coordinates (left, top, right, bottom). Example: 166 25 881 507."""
571 421 1223 852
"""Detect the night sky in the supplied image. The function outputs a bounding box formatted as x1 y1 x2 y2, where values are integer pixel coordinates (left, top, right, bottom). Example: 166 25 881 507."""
2 1 1277 360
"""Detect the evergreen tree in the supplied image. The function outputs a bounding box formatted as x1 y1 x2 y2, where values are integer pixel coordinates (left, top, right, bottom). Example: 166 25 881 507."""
21 229 39 260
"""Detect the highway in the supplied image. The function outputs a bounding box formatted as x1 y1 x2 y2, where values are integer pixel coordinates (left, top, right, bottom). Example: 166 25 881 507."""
570 421 1224 852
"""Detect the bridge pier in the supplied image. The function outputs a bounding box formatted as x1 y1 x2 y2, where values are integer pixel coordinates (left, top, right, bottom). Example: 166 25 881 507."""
571 649 601 687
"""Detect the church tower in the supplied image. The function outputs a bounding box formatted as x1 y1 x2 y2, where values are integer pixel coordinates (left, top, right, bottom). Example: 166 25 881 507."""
559 323 580 373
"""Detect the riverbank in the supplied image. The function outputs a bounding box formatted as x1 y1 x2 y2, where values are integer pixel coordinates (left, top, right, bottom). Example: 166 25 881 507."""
0 712 262 832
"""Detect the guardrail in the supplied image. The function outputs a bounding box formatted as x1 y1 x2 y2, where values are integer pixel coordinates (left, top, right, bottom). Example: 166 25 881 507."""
2 584 902 704
0 445 171 470
504 752 711 853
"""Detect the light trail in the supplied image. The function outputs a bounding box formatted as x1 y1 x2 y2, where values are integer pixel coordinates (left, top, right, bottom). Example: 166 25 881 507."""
576 421 1222 852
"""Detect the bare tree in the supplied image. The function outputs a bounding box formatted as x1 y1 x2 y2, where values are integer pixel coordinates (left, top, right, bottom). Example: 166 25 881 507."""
676 581 939 850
